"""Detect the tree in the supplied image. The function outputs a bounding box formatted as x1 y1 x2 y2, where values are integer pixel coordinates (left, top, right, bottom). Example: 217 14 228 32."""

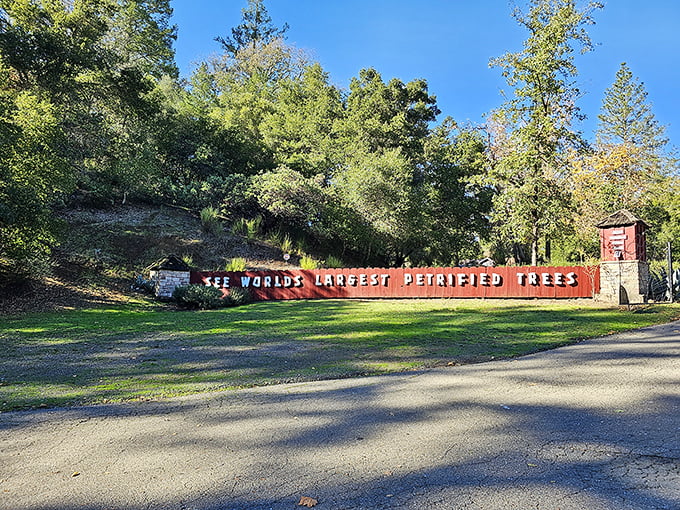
419 121 492 265
215 0 288 56
107 0 178 79
331 68 441 265
487 0 602 265
571 62 675 259
597 62 667 150
260 63 344 178
0 81 72 280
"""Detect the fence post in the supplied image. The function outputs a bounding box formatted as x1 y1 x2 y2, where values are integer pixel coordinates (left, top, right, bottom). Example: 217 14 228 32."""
668 242 674 302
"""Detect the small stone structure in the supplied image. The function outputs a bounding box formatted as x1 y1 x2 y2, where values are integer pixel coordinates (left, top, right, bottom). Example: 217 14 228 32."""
596 210 650 304
148 255 191 298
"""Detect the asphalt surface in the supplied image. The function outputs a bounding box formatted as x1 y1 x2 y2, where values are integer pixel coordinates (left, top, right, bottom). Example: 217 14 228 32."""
1 321 679 510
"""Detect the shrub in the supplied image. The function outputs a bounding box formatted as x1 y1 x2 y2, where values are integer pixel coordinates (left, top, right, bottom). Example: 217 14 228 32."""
200 206 222 236
225 257 247 271
149 174 254 215
300 255 319 270
325 255 344 268
172 284 225 310
226 287 253 306
131 274 156 294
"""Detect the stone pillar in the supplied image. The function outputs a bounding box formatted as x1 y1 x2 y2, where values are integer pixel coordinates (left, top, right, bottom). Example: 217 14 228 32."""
149 269 191 298
148 255 192 299
598 260 650 305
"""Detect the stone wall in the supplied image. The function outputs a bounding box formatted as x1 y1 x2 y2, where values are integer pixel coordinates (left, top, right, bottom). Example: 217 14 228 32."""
597 260 650 305
150 269 190 298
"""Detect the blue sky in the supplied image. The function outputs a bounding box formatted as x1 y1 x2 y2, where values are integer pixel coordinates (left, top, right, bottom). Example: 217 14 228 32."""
171 1 680 145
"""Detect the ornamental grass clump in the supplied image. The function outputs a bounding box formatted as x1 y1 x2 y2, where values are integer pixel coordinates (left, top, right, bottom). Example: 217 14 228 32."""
300 255 319 270
200 207 222 236
225 257 247 271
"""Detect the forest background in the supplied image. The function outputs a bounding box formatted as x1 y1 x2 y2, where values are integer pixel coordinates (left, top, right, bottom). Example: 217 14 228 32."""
1 0 679 285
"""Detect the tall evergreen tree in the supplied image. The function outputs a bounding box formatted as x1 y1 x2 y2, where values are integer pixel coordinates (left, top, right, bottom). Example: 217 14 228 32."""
597 62 667 150
215 0 288 56
571 62 673 259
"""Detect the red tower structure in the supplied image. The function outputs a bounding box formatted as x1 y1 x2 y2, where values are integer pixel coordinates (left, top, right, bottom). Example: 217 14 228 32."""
596 210 650 304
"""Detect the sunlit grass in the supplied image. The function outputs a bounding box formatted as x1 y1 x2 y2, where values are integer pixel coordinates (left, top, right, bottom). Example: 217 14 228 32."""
1 299 679 411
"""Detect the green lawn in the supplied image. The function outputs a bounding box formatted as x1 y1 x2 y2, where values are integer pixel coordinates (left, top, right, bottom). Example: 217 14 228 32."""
1 299 678 411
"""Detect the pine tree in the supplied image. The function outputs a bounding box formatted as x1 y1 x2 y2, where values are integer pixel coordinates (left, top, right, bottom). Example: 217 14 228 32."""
215 0 288 56
597 62 667 151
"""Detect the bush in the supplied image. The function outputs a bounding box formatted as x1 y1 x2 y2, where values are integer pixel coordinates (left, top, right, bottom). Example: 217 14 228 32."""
131 274 156 294
172 284 225 309
226 287 253 306
324 255 344 268
149 175 254 216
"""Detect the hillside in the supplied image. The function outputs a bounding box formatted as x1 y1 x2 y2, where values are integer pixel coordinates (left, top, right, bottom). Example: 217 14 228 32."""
0 204 297 315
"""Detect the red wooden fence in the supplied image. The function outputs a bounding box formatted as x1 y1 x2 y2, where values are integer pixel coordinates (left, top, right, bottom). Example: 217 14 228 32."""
191 266 600 301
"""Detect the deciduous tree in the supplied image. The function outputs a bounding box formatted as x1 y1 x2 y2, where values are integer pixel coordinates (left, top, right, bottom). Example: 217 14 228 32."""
487 0 602 265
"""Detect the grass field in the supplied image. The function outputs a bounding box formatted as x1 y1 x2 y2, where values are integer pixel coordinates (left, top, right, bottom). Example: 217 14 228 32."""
1 299 679 412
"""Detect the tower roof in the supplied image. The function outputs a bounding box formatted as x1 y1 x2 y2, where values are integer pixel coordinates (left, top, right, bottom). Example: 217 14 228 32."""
595 209 649 229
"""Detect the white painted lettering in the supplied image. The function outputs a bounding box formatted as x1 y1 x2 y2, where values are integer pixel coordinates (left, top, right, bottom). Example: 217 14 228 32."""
370 274 379 286
294 276 304 287
404 273 413 286
517 273 526 285
470 273 477 286
437 274 446 286
554 272 564 286
381 274 390 286
283 276 293 287
457 273 468 286
241 277 251 287
529 273 539 286
324 274 334 286
274 276 282 288
542 273 552 286
416 274 425 286
360 274 368 286
492 273 502 286
347 274 357 286
566 272 577 286
252 276 261 288
264 276 272 288
480 273 490 286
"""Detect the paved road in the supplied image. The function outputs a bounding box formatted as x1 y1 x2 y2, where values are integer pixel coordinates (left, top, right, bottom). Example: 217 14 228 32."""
1 322 679 510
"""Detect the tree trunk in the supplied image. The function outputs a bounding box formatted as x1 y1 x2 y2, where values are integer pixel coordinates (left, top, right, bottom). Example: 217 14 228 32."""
531 224 539 266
